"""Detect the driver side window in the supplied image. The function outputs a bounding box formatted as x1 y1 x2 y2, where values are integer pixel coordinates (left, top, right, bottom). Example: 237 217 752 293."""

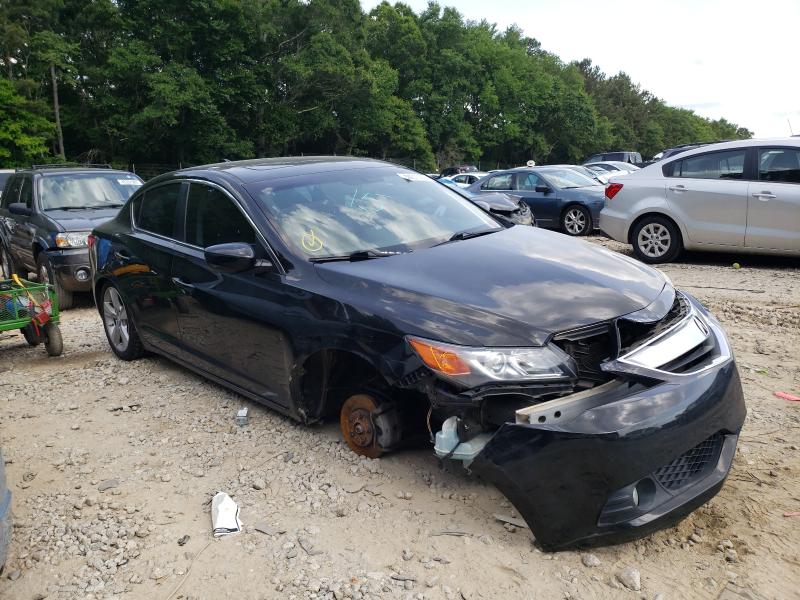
515 173 541 191
185 183 256 247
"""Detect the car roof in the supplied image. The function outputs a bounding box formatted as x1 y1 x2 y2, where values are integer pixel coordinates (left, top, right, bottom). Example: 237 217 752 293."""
171 156 389 185
661 137 800 162
14 167 136 176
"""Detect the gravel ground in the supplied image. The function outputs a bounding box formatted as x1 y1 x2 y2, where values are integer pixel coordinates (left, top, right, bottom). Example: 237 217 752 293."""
0 236 798 600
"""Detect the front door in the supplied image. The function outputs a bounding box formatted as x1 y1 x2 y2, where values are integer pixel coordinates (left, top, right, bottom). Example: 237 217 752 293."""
10 175 37 271
665 148 749 246
513 172 558 226
745 147 800 251
170 181 293 407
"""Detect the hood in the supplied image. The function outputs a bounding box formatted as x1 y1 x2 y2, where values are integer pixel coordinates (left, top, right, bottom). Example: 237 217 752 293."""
475 192 521 213
315 226 668 346
45 207 121 232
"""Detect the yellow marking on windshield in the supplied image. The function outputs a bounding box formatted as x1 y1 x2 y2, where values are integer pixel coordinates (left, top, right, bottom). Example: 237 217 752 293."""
301 229 324 252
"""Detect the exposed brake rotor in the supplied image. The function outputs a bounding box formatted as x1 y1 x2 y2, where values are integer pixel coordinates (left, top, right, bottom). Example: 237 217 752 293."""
340 393 400 459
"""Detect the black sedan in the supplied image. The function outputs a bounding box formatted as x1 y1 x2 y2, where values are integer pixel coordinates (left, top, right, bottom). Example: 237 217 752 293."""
89 157 745 550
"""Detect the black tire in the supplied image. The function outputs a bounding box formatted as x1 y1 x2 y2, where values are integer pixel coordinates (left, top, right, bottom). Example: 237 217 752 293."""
44 322 63 356
630 215 682 264
100 282 144 360
0 244 17 279
560 205 592 236
22 324 42 346
36 254 73 310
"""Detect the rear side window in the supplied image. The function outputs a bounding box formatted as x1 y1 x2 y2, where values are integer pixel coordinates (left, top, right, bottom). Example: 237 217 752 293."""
137 183 181 237
482 174 513 190
185 183 255 247
1 176 21 208
668 150 746 180
759 148 800 184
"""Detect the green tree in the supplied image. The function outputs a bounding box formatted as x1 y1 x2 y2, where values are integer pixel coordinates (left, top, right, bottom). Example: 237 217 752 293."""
0 78 53 165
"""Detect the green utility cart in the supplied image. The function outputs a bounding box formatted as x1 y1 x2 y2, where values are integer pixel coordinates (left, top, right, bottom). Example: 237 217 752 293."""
0 276 63 356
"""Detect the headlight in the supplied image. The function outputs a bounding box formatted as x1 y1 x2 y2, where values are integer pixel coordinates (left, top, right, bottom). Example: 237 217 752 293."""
55 232 90 248
408 336 576 388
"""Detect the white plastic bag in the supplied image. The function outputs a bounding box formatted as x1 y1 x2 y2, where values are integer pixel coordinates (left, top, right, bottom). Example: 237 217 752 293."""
211 492 242 537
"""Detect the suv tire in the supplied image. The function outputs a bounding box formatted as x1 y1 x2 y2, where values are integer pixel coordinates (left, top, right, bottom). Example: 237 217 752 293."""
37 254 73 310
0 245 16 279
631 216 682 264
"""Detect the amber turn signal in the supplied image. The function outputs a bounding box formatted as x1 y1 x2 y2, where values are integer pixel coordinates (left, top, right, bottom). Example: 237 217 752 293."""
408 338 471 375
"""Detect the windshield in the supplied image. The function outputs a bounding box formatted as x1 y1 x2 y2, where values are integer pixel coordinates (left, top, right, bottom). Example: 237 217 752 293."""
246 166 501 259
539 168 598 189
571 167 604 184
40 172 143 210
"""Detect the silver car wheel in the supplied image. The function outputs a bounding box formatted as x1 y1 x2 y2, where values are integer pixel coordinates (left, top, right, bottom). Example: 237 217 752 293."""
637 223 671 258
103 287 130 352
564 208 587 235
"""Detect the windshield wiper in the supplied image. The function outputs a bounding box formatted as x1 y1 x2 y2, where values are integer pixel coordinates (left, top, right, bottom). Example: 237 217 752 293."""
309 249 404 263
47 204 123 211
433 228 498 247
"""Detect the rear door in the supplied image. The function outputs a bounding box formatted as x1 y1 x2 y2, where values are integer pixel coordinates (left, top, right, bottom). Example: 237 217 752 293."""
170 181 293 407
513 172 558 226
664 148 749 246
745 146 800 250
117 181 184 352
0 176 21 259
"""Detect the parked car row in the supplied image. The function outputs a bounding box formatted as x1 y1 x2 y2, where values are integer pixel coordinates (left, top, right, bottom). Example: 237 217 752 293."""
87 156 746 550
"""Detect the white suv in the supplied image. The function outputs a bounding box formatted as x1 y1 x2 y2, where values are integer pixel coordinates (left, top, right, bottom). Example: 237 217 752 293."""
600 138 800 263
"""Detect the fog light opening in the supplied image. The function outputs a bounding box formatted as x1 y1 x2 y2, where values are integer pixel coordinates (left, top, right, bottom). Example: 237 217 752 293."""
75 268 90 282
633 477 657 510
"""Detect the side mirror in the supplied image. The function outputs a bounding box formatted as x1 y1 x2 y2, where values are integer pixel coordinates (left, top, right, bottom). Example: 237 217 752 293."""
204 242 256 273
9 203 32 216
534 185 551 194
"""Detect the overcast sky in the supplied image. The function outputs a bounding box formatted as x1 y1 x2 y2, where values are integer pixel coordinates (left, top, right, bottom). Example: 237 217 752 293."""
360 0 800 138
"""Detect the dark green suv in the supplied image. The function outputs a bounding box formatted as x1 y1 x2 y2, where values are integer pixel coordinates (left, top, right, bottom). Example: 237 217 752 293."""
0 165 142 308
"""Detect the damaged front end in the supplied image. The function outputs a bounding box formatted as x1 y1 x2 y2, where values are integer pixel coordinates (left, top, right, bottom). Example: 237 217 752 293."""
411 289 746 550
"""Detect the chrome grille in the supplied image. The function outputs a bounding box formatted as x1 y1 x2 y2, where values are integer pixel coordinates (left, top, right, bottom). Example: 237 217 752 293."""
654 433 723 490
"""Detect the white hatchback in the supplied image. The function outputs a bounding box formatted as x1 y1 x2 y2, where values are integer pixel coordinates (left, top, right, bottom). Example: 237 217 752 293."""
600 138 800 263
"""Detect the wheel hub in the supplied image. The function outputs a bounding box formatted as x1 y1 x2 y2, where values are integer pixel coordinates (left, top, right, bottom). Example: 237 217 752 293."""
340 394 399 459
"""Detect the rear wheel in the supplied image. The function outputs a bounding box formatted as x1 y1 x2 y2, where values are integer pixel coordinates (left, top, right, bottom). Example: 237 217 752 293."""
631 216 682 263
339 393 402 458
37 254 73 310
561 205 591 236
101 283 144 360
22 324 42 346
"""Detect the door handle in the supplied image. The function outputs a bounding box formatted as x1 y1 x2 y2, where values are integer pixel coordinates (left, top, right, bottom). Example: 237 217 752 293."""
114 250 131 260
668 185 688 192
751 191 776 201
171 276 195 290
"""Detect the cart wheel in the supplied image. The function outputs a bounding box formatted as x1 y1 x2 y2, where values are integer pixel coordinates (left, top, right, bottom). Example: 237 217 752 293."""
44 322 63 356
22 324 42 346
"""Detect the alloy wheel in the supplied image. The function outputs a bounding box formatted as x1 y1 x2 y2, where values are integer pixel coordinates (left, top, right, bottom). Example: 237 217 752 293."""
637 223 671 258
103 286 130 352
564 207 588 235
0 248 11 279
38 263 50 284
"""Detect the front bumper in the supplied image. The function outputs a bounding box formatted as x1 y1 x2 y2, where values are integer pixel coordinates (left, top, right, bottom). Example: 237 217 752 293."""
470 362 744 550
47 248 92 291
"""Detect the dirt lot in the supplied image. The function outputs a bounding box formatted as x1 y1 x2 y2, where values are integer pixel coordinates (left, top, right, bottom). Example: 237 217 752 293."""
1 236 798 600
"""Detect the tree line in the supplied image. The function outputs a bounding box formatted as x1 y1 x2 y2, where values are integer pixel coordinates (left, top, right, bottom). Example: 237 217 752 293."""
0 0 752 172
